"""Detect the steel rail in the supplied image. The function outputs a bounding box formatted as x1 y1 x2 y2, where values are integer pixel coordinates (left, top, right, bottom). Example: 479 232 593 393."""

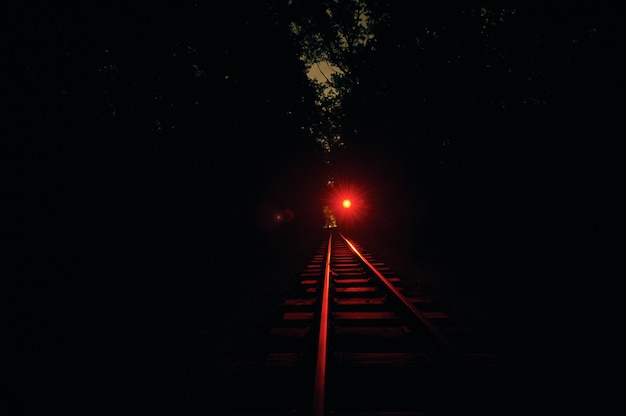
338 231 471 368
312 230 332 416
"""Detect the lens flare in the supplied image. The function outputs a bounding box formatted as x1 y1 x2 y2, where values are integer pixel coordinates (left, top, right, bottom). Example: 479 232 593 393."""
322 180 371 230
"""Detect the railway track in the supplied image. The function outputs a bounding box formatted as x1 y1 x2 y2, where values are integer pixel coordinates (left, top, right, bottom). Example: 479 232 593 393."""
213 229 506 415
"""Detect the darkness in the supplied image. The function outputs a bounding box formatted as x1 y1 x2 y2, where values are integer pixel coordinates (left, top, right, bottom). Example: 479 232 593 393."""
4 1 624 414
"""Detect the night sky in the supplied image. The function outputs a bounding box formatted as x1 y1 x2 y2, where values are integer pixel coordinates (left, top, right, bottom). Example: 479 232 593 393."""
5 1 624 413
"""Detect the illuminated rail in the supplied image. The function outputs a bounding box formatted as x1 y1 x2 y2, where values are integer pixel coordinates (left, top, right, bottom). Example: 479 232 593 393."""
313 231 477 416
312 230 332 416
216 229 501 415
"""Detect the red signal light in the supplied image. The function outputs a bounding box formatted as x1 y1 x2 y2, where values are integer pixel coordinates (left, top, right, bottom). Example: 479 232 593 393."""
323 179 369 229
